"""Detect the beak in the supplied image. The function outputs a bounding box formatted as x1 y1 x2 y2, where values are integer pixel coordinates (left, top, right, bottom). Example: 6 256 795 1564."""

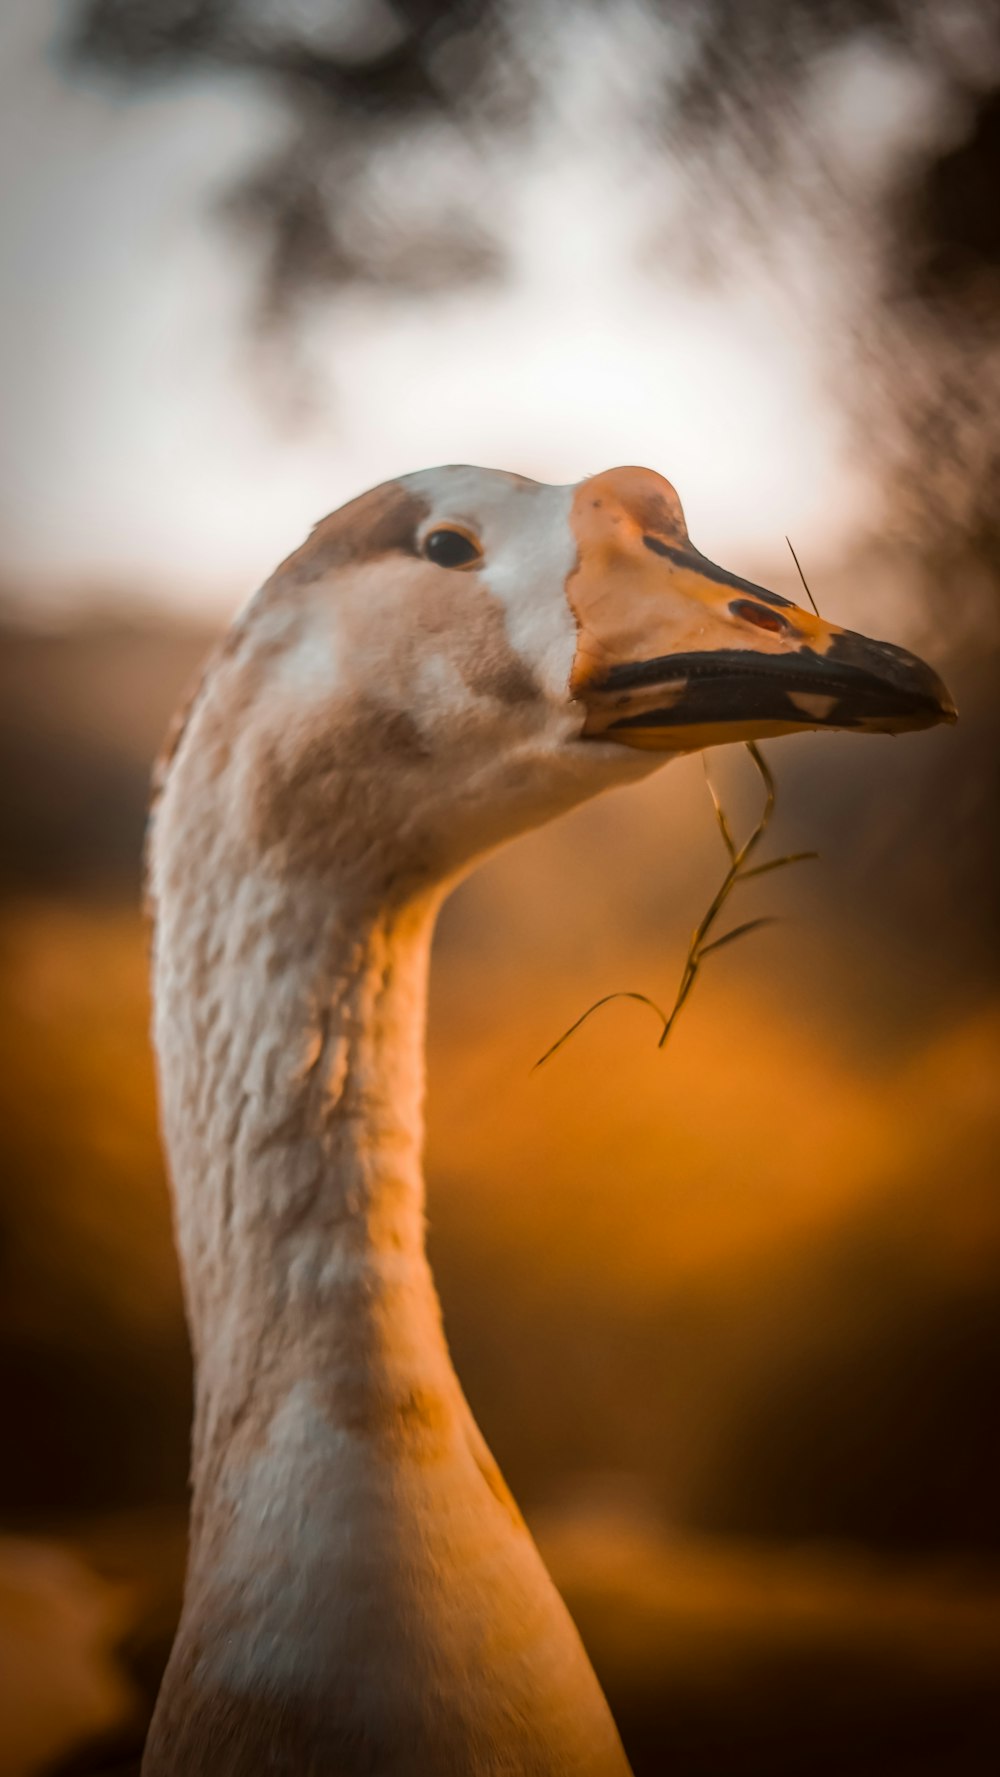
569 471 956 752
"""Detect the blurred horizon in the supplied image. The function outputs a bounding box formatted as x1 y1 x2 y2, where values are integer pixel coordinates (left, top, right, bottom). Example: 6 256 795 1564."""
3 0 994 615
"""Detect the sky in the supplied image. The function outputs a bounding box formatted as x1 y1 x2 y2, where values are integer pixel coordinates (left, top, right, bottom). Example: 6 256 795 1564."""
0 0 946 615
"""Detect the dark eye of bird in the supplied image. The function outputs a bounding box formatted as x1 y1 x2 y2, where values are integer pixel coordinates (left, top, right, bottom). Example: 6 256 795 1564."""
423 528 481 569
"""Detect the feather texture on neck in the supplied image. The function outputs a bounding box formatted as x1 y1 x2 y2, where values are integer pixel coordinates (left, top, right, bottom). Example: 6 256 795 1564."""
143 588 632 1776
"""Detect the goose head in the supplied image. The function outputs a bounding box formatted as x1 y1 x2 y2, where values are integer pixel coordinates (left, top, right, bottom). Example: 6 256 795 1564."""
242 463 954 896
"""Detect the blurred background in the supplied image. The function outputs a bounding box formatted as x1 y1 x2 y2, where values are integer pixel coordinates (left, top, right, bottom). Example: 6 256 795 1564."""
1 2 999 1772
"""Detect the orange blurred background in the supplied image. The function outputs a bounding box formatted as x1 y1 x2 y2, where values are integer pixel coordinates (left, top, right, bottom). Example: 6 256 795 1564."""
1 4 999 1774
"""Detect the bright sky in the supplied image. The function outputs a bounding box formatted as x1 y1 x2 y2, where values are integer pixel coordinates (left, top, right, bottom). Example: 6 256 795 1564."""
0 1 942 615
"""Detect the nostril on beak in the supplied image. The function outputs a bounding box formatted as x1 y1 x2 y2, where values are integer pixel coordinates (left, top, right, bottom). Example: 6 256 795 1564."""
729 598 789 635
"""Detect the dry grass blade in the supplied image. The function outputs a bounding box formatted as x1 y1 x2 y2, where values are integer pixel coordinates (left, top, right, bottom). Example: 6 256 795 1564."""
534 742 818 1069
785 535 821 617
532 990 670 1071
703 757 738 861
740 850 819 879
699 915 779 957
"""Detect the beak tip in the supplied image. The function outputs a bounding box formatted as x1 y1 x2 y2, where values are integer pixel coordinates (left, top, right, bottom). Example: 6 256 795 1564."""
925 668 957 728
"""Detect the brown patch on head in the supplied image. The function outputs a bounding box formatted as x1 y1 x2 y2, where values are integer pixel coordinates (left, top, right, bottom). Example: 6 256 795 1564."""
150 516 374 914
271 480 431 590
250 700 430 881
158 474 552 910
152 484 425 807
466 652 539 706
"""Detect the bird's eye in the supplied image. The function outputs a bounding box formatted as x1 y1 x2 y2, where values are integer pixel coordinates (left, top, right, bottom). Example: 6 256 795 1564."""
423 528 481 569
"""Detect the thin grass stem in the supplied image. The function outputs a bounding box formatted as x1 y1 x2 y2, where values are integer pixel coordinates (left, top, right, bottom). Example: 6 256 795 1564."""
533 741 818 1069
532 990 669 1070
785 536 821 617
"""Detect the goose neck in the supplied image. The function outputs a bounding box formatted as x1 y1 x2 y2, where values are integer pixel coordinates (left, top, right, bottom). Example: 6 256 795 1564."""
152 869 446 1500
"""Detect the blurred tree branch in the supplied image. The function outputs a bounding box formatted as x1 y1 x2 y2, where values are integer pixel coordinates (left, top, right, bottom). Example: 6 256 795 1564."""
65 0 520 322
65 0 1000 555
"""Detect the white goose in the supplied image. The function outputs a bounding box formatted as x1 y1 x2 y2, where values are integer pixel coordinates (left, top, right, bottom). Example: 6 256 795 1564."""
144 464 953 1775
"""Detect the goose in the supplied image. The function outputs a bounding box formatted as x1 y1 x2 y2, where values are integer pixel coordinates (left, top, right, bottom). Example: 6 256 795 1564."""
144 464 954 1776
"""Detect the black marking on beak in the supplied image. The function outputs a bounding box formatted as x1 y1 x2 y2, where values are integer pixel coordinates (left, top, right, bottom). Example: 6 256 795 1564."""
728 598 792 635
641 536 796 610
592 635 955 735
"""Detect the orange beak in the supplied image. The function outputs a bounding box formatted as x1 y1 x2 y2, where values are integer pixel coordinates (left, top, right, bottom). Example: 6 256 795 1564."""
569 468 956 752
